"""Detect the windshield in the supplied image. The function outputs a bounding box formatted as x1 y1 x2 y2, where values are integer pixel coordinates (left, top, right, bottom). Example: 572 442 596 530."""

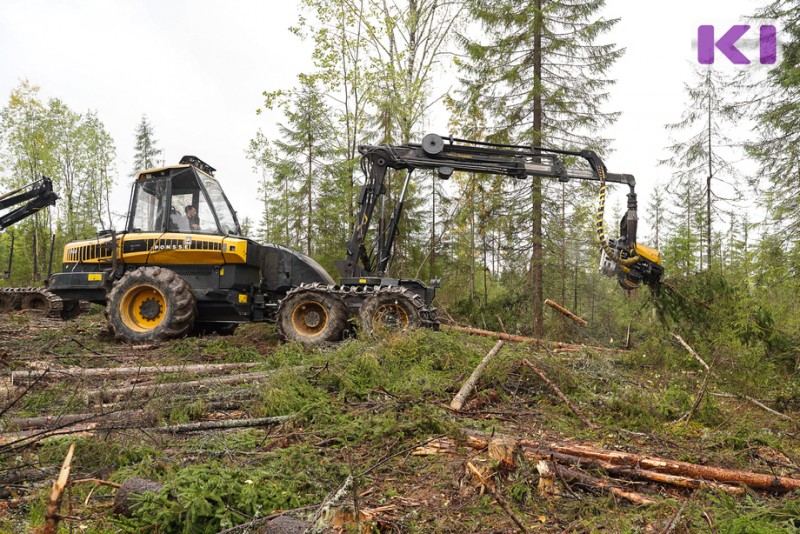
199 175 240 236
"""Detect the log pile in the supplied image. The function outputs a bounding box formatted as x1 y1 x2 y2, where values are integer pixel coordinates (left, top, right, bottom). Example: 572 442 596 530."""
415 433 800 507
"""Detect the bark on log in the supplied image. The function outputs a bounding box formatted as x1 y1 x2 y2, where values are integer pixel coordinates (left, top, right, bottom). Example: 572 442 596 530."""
450 340 504 411
12 362 259 384
523 441 800 493
545 299 588 325
522 359 597 429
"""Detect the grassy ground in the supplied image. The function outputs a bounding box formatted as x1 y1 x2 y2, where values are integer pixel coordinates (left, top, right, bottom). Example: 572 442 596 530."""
1 309 799 533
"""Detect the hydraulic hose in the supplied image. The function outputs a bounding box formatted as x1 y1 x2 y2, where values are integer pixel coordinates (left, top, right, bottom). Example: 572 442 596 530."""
595 162 640 272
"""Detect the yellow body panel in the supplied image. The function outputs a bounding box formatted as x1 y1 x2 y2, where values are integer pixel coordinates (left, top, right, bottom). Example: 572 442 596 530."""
63 232 249 265
634 243 662 266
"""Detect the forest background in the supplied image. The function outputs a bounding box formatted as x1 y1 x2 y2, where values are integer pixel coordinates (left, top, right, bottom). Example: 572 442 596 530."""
0 0 798 355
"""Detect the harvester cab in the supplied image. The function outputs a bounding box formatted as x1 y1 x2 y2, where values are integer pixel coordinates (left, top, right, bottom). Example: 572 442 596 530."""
129 156 240 237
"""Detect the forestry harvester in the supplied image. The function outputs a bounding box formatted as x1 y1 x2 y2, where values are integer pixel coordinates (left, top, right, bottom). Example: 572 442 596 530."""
47 135 663 344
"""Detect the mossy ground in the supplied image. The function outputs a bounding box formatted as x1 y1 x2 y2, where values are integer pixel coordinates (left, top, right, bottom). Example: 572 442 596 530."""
1 310 799 533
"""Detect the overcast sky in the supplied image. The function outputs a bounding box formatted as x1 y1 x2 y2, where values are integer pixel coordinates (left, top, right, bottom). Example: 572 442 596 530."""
0 0 770 238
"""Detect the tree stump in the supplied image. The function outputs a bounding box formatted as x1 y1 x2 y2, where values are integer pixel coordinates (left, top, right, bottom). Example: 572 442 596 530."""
112 477 164 516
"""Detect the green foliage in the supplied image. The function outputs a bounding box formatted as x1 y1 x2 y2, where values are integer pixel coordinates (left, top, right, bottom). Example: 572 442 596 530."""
0 81 117 284
114 449 345 533
38 437 157 473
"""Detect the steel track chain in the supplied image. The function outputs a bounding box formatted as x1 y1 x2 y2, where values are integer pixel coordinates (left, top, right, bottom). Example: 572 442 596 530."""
0 287 65 317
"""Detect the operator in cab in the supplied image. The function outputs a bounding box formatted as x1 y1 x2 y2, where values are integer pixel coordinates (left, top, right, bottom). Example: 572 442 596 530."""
181 205 200 232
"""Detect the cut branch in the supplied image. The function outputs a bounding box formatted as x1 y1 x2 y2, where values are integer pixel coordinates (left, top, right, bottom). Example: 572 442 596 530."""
443 324 608 352
39 442 75 534
671 333 709 370
522 359 597 429
466 461 527 533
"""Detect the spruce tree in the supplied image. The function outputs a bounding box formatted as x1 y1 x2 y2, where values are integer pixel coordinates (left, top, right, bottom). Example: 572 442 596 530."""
749 0 800 237
660 67 743 270
455 0 622 336
132 114 162 176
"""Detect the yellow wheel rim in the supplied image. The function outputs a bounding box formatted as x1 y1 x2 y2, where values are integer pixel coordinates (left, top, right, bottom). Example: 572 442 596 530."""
119 285 167 333
290 300 328 337
372 303 409 331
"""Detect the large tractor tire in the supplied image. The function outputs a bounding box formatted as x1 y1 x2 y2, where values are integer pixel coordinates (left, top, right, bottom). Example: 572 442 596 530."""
105 266 197 343
277 288 347 344
359 287 422 337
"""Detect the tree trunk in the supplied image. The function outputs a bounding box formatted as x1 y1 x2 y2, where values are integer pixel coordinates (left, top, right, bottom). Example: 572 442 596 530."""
530 0 544 337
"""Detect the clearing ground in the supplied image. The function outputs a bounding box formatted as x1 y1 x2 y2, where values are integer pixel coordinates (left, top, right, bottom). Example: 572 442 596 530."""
1 309 799 533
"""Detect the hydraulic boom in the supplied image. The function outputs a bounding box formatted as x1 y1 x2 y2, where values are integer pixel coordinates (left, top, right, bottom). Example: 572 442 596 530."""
339 133 663 290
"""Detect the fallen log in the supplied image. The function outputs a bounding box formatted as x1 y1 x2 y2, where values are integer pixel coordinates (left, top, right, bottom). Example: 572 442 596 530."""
113 477 164 516
442 324 608 352
156 415 294 434
539 450 744 495
85 367 301 404
522 359 597 429
523 441 800 493
4 409 155 431
1 415 295 447
450 340 504 411
545 299 587 325
550 462 655 505
463 433 800 494
12 362 260 384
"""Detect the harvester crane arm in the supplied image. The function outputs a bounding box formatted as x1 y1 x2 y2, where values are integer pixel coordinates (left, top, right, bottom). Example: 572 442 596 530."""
338 133 662 289
0 177 59 230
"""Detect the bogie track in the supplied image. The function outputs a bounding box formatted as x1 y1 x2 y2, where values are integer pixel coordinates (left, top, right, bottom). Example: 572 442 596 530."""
0 287 86 319
276 282 438 343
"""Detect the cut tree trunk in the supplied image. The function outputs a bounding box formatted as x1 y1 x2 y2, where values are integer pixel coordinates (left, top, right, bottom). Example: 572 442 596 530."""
38 442 75 534
540 450 744 495
553 462 655 505
86 367 302 404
